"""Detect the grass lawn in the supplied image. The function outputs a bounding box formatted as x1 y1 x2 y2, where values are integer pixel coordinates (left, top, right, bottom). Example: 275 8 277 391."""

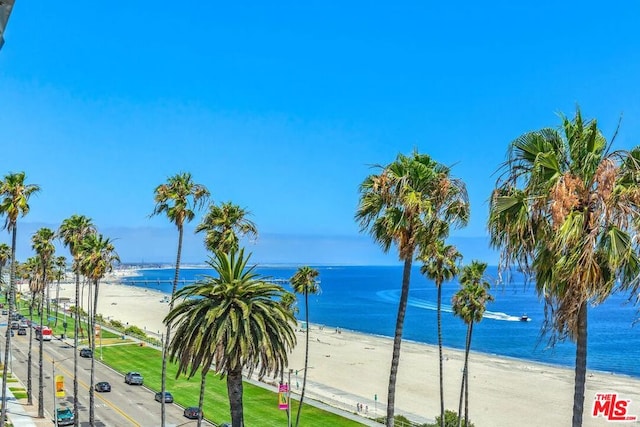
101 344 364 426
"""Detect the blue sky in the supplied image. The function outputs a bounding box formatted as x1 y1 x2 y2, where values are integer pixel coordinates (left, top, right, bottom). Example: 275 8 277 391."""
1 2 640 265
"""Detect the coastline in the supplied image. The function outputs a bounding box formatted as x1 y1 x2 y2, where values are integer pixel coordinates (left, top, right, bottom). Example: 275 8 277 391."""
49 275 640 426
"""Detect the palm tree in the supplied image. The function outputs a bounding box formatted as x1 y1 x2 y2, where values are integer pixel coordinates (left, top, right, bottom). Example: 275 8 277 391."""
166 249 296 427
488 108 640 427
196 201 258 252
31 227 55 418
452 261 493 427
21 256 39 407
151 172 209 427
420 240 462 427
53 255 67 327
78 232 118 427
289 266 320 427
0 243 10 301
355 151 469 427
0 171 39 425
58 214 96 426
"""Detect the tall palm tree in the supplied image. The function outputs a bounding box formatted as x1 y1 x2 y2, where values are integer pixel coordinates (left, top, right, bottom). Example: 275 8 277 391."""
420 240 462 427
31 227 55 418
151 172 209 427
0 243 10 300
53 255 67 327
0 171 39 425
166 249 296 427
58 214 96 426
289 266 320 427
196 201 258 252
355 152 469 427
452 261 493 427
21 256 39 406
488 108 640 427
78 232 118 427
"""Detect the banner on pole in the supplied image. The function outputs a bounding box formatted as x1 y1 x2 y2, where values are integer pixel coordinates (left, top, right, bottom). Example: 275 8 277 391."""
55 375 65 398
278 383 289 410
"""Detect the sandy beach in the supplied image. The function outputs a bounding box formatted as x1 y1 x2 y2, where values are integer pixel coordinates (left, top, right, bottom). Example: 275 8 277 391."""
48 276 640 427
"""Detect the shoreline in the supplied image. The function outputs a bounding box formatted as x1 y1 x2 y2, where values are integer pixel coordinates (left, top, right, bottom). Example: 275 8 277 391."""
48 275 640 426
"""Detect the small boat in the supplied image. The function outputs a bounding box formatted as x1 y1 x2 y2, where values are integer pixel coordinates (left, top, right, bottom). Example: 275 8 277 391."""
520 314 529 322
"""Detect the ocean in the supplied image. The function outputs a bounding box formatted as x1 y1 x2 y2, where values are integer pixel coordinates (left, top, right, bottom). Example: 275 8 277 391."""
120 265 640 379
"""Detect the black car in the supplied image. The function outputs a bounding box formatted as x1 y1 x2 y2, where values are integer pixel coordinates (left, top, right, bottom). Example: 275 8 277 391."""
154 391 174 403
95 381 111 392
183 406 202 420
17 328 26 336
79 348 92 358
124 372 143 385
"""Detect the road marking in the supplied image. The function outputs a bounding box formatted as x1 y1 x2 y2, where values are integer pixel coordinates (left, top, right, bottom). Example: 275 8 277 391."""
44 353 141 427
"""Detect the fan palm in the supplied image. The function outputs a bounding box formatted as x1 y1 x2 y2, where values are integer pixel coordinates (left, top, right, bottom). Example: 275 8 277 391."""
420 240 461 426
488 108 640 426
355 151 469 427
452 261 492 427
78 232 119 427
0 171 39 425
196 201 258 252
58 214 96 426
290 266 320 427
151 172 209 427
21 256 39 407
31 227 55 418
165 249 296 427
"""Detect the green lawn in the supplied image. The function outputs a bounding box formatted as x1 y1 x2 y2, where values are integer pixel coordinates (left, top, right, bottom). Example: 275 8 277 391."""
101 344 364 426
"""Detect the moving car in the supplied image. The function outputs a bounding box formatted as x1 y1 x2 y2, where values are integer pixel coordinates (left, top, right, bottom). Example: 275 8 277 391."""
95 381 111 392
124 372 143 385
183 406 202 420
79 348 92 358
154 391 174 403
17 328 26 336
56 407 74 426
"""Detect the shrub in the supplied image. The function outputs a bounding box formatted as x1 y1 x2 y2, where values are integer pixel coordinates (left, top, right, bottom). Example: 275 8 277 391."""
124 325 146 337
423 410 475 427
110 319 124 329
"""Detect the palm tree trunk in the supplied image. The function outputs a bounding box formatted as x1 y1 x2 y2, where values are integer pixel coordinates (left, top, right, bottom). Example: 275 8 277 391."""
227 368 244 427
437 281 444 427
295 292 310 427
27 295 34 406
38 281 45 418
73 269 80 427
386 257 413 427
162 225 184 427
0 227 17 426
197 368 208 427
89 279 100 426
572 303 588 427
457 325 470 427
54 275 61 327
464 322 473 427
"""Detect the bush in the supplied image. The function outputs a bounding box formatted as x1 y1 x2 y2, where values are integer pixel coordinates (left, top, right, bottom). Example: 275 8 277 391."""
423 410 475 427
124 325 146 337
110 319 124 329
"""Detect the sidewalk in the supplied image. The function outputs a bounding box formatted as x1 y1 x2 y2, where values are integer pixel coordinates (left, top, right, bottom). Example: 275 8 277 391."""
4 385 51 427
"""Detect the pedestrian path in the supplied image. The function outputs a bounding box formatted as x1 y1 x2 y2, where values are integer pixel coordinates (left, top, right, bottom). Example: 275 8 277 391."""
4 386 49 427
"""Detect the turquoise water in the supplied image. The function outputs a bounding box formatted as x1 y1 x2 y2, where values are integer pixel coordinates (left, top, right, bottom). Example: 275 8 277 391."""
121 265 640 378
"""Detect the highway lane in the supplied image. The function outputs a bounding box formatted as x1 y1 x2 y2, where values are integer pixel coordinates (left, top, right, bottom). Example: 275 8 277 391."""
7 328 212 426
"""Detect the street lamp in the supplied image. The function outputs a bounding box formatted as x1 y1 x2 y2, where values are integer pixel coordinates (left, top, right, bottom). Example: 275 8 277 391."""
0 0 15 51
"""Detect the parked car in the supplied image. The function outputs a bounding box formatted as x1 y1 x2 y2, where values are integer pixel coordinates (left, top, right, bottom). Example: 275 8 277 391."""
17 328 26 336
79 348 92 358
124 372 143 385
95 381 111 392
183 406 202 420
56 407 74 426
154 391 174 403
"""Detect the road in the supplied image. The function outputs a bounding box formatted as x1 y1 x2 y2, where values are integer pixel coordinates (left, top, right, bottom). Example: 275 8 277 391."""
6 327 213 426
